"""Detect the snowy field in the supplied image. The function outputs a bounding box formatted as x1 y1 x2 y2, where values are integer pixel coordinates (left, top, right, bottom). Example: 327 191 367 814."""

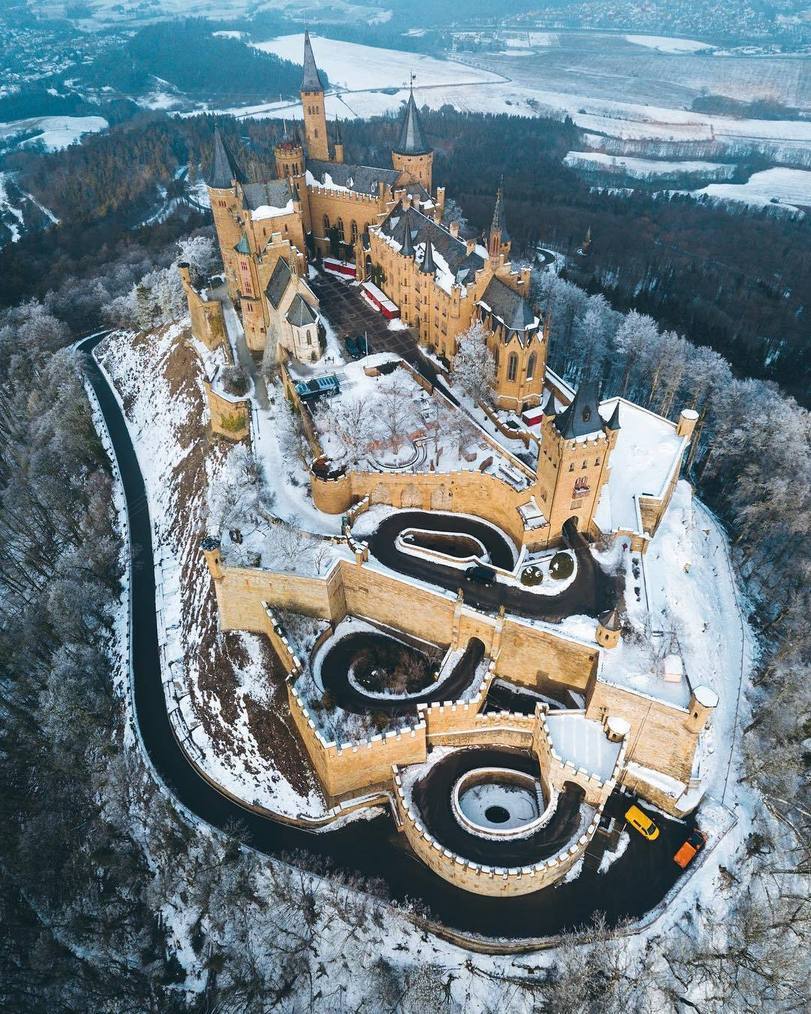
0 114 107 152
624 35 714 54
252 33 503 91
691 166 811 210
564 150 736 180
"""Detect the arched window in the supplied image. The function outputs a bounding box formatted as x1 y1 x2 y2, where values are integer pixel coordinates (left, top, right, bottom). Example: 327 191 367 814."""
323 214 330 234
351 220 358 242
507 353 518 382
337 218 345 241
493 346 499 370
526 353 536 380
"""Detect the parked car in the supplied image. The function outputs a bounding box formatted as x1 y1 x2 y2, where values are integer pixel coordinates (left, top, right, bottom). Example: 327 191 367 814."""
674 828 706 868
624 804 660 841
345 334 368 359
465 564 496 585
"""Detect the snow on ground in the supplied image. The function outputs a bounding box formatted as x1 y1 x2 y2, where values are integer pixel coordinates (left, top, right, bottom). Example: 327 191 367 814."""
0 114 108 151
252 33 503 91
624 35 714 54
595 398 685 536
564 150 736 180
545 712 622 781
691 166 811 210
598 829 630 874
97 322 329 818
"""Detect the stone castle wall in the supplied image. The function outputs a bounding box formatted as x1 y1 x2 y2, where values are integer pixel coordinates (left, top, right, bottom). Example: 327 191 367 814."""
585 678 696 782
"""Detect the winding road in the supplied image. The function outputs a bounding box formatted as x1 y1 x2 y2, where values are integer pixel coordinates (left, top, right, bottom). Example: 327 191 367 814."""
366 510 619 622
320 632 485 716
80 334 692 946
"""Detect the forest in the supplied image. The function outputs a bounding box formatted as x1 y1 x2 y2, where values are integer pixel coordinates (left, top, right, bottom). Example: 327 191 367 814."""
74 19 318 104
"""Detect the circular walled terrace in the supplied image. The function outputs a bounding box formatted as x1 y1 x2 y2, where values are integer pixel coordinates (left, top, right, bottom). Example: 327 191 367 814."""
410 747 588 870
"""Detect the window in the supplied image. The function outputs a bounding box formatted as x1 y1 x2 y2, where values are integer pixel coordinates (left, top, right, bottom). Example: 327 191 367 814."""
526 353 536 380
337 218 345 241
507 353 518 382
351 220 358 242
573 476 590 498
306 333 312 346
323 214 330 234
569 463 574 472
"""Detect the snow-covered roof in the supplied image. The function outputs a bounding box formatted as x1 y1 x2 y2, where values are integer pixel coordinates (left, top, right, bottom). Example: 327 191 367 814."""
594 398 687 537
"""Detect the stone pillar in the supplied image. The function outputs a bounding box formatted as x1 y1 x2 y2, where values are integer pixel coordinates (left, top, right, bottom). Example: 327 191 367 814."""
677 408 699 439
685 685 719 733
201 537 224 580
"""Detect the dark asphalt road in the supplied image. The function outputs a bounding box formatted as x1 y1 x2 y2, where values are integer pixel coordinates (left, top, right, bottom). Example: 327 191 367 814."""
320 632 485 716
367 511 619 623
80 334 694 943
413 748 586 867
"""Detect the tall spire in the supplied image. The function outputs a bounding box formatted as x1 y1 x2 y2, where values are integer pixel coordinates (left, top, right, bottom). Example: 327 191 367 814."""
490 178 510 243
394 85 430 156
301 30 323 92
400 217 416 258
208 128 247 189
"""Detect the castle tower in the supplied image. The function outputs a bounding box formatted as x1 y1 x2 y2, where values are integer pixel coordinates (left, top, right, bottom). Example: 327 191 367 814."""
391 85 433 192
596 607 621 649
300 31 329 161
207 129 248 302
488 180 511 262
274 124 305 179
535 380 619 546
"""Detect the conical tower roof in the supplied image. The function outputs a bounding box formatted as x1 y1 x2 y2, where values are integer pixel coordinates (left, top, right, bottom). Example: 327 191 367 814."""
598 607 621 632
554 379 603 440
209 128 247 189
605 401 621 431
490 180 510 242
419 238 437 274
301 31 324 92
400 219 416 258
394 86 430 156
542 390 557 417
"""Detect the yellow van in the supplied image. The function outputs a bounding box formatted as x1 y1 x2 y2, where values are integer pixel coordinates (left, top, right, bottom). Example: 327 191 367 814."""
625 804 660 841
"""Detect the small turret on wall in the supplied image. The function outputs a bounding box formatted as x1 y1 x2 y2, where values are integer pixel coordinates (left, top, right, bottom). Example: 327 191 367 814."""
677 408 699 439
178 262 226 351
596 608 622 649
201 536 224 580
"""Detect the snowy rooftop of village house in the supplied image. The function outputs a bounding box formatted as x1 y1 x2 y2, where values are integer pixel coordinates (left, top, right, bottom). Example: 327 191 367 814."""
594 397 687 536
544 712 623 782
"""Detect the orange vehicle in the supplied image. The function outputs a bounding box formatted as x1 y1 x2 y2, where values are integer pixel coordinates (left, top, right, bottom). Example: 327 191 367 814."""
674 829 707 868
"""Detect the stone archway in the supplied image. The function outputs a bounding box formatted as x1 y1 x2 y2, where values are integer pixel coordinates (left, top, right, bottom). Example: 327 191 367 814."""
400 483 422 508
370 482 390 505
430 485 452 510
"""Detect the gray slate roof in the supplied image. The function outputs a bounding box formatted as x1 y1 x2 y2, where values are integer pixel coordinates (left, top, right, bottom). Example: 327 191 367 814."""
554 380 604 440
480 277 536 336
301 31 324 92
209 129 247 189
287 293 318 327
242 180 293 212
394 89 431 156
380 203 485 285
266 258 292 308
307 160 400 195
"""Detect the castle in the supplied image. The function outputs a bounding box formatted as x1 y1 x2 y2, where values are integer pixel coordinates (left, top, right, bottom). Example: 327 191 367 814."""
207 32 546 411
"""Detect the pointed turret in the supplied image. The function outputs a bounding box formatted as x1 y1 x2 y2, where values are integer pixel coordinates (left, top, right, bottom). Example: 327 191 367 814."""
605 401 621 431
488 177 511 259
301 30 324 92
554 379 602 440
419 239 436 275
209 128 247 189
400 220 416 258
394 86 430 156
333 116 345 163
542 390 557 417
